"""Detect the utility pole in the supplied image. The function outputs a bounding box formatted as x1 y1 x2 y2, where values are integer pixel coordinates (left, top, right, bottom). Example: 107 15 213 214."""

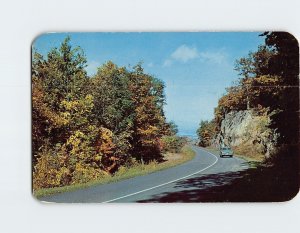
243 74 250 110
246 84 250 110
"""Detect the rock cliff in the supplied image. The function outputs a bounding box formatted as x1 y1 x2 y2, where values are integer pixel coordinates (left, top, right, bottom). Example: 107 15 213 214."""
213 110 278 159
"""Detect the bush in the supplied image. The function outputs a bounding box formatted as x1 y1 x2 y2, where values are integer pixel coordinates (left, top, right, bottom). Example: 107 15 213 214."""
71 162 106 184
33 149 69 190
160 136 186 153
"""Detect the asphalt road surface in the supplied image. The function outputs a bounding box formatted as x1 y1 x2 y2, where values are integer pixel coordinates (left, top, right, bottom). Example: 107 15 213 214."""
39 146 249 203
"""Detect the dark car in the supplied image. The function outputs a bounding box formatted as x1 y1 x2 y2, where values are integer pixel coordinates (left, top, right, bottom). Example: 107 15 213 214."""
220 146 233 158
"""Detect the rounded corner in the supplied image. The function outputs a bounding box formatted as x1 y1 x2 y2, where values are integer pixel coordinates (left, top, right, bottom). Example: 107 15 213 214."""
31 191 45 204
279 31 299 48
31 192 41 202
279 187 300 203
31 32 51 49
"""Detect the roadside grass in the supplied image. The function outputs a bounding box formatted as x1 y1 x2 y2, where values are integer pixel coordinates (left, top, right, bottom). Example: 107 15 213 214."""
232 144 265 162
204 146 261 168
34 145 195 199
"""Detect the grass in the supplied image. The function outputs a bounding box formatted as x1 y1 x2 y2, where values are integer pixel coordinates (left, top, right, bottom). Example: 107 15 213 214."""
203 146 261 168
205 146 264 163
232 144 265 162
34 145 195 198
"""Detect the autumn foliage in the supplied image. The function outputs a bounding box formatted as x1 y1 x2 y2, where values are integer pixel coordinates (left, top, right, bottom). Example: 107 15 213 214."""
197 32 299 150
32 37 178 190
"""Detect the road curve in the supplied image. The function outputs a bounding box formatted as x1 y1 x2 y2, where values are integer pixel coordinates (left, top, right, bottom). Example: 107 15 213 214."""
39 146 249 203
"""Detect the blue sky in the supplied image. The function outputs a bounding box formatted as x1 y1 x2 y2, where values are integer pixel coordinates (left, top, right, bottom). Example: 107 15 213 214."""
33 32 265 136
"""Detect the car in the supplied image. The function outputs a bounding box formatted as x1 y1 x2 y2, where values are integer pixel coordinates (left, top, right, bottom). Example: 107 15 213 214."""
220 146 233 158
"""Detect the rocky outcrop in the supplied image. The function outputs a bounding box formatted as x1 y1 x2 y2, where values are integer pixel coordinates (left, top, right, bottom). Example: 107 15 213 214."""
213 110 278 158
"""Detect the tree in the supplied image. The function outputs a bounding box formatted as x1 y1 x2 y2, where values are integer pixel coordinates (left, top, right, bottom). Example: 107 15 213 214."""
164 121 179 136
90 61 135 165
32 37 175 190
262 32 299 144
215 31 299 146
197 120 216 147
234 45 275 78
32 37 89 157
128 63 167 162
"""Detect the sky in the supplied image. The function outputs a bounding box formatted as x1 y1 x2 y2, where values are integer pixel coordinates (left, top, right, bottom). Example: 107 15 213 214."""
33 32 265 137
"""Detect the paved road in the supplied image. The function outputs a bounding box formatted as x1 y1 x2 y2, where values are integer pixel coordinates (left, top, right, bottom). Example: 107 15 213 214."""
39 146 249 203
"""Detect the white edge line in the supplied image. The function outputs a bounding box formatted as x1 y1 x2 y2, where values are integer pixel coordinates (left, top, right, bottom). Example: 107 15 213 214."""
102 147 219 203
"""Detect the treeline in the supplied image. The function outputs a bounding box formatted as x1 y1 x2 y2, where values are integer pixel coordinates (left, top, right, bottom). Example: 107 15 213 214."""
196 120 216 147
197 32 299 151
32 37 178 190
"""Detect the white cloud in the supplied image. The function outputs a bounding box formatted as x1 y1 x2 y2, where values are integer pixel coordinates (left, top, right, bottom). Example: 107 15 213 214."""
199 51 227 64
163 59 173 67
163 45 228 67
170 44 199 63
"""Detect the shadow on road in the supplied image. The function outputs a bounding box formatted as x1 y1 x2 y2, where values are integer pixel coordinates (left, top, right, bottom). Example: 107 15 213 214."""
138 152 299 202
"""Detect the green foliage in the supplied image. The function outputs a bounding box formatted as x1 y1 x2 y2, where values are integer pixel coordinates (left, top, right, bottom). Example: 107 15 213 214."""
215 44 280 122
234 45 275 78
32 37 89 153
160 136 186 153
32 37 172 190
89 62 135 165
128 63 167 161
197 120 216 147
33 149 67 189
210 31 299 162
91 62 134 132
213 32 299 143
34 145 195 198
163 121 179 136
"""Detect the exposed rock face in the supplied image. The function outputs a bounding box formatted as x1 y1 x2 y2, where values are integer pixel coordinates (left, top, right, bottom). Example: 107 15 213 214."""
213 110 278 158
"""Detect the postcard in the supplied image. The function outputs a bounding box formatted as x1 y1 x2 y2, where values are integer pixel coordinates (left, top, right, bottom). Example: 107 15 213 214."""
32 32 299 203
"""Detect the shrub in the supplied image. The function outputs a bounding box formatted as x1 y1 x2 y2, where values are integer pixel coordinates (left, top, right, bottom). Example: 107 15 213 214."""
71 162 106 184
33 149 70 190
160 136 186 153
